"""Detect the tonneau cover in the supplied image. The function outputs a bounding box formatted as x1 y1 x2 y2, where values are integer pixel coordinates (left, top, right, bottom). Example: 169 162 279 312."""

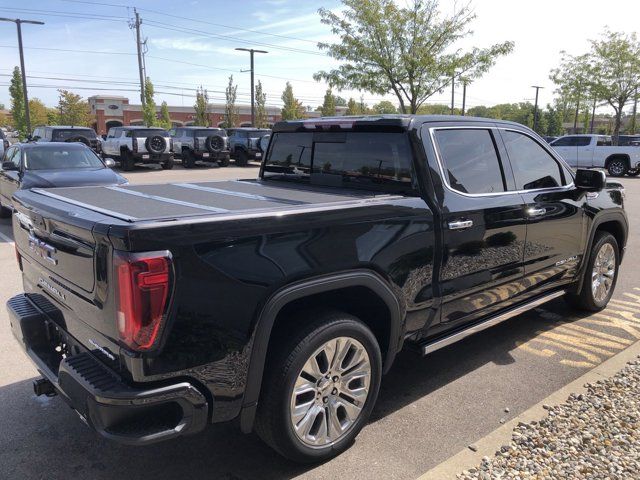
31 179 383 222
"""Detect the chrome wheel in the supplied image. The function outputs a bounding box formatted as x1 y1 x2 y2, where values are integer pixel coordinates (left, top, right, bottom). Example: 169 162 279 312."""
608 160 626 176
289 336 371 448
592 243 616 303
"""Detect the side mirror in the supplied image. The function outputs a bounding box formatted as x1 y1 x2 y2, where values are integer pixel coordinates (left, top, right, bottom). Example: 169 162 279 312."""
575 168 606 192
104 158 116 168
2 161 17 171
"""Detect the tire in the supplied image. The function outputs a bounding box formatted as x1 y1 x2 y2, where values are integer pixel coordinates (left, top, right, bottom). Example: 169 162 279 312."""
205 135 224 153
565 231 619 312
627 168 640 177
182 150 196 169
255 310 382 463
161 157 174 170
607 158 628 177
120 151 135 171
218 155 230 167
235 149 249 166
0 200 11 218
145 135 167 154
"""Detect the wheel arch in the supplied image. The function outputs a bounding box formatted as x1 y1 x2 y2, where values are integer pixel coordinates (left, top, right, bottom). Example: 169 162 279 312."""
239 270 403 433
604 154 630 168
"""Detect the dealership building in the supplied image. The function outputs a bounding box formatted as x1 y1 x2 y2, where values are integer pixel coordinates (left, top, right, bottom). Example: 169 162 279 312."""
88 95 283 135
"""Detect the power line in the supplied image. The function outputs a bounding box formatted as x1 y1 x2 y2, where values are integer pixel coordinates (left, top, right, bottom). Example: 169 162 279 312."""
0 7 127 22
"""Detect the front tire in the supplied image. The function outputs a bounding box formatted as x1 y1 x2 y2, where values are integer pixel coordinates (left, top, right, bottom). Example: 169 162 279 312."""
235 149 249 166
182 150 196 168
218 155 230 167
120 151 135 171
566 231 619 311
255 311 381 463
161 157 174 170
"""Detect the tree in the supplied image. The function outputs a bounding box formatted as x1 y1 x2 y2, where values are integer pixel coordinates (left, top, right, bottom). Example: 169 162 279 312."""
255 80 267 128
334 96 347 107
314 0 514 113
550 53 592 131
224 75 239 128
193 86 210 127
9 67 26 137
321 88 336 116
372 100 397 114
57 90 91 126
29 98 49 127
281 82 303 120
346 97 360 115
142 77 157 126
589 30 640 142
158 101 171 129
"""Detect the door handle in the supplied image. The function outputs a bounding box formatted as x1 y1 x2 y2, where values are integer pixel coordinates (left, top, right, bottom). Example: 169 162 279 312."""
527 207 546 217
448 219 473 230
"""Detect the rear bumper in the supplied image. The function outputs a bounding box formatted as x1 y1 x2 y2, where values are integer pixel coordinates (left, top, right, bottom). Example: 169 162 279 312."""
195 150 230 160
134 152 173 164
7 294 208 445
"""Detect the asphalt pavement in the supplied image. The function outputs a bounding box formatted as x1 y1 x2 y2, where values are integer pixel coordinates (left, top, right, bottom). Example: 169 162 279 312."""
0 163 638 480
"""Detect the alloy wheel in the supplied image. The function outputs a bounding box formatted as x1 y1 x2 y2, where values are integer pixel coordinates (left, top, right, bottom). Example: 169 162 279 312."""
592 242 616 303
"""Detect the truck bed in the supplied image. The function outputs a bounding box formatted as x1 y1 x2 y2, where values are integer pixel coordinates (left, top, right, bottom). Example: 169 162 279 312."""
30 179 390 222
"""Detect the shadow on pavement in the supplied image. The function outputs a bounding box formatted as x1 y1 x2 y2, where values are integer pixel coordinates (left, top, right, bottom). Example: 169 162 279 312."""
0 299 590 480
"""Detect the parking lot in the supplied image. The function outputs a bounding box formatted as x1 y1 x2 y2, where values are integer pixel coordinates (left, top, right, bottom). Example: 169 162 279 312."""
0 164 638 480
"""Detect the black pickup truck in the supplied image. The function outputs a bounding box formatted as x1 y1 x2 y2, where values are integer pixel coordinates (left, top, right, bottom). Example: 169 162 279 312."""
7 116 628 463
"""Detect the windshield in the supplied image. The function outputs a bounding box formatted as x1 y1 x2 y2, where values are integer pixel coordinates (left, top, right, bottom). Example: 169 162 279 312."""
131 129 168 138
51 129 97 141
263 132 414 192
25 146 105 170
195 129 223 137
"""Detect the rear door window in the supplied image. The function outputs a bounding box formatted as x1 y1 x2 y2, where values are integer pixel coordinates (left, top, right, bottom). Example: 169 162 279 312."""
433 129 506 194
551 136 578 147
501 130 566 190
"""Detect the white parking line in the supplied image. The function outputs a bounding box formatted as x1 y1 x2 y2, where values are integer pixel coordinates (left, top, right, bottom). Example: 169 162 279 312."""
0 230 14 245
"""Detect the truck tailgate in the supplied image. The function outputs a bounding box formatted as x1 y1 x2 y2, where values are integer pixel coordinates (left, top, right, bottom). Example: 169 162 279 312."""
30 180 379 222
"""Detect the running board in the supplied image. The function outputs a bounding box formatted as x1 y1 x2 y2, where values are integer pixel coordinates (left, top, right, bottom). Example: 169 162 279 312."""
420 290 566 355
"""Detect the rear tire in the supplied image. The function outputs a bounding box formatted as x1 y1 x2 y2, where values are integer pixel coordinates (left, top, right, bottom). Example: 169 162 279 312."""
161 157 174 170
235 149 249 166
565 231 619 312
255 310 381 463
607 158 628 177
218 155 230 167
182 150 196 168
627 168 640 177
120 151 135 171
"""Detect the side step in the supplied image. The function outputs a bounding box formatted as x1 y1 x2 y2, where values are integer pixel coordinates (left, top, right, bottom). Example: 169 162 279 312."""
419 290 566 355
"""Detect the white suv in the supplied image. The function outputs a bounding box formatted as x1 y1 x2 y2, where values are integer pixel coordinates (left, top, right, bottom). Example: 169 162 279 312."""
101 126 174 171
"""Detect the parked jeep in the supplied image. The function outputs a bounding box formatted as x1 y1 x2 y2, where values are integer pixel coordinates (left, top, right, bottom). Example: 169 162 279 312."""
101 126 174 171
227 127 270 166
31 126 102 153
171 126 230 168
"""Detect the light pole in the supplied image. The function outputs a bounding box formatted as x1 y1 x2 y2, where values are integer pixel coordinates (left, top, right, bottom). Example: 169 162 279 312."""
235 48 268 126
0 17 44 136
531 85 543 132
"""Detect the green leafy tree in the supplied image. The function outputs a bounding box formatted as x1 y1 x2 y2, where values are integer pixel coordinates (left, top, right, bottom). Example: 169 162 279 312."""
46 108 59 125
9 67 26 137
224 75 239 128
321 88 336 116
281 82 303 120
417 103 459 115
334 96 347 107
255 80 267 128
372 100 398 114
589 30 640 141
57 90 92 126
29 98 49 127
543 104 565 136
346 97 360 115
314 0 514 113
550 53 592 131
158 101 171 129
193 86 210 127
142 77 157 126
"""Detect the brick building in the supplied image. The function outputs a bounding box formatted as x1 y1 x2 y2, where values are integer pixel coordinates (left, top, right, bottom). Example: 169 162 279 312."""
88 95 283 135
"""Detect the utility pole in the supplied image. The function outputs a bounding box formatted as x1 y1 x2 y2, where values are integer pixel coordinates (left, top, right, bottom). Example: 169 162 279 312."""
531 85 543 132
631 87 638 135
235 48 268 126
461 80 468 116
0 17 44 136
131 9 145 107
450 74 455 115
590 98 597 134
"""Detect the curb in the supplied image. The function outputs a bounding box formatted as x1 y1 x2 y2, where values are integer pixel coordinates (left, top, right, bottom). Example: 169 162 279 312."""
416 338 640 480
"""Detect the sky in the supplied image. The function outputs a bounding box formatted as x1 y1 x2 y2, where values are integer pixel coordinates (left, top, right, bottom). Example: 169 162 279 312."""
0 0 639 114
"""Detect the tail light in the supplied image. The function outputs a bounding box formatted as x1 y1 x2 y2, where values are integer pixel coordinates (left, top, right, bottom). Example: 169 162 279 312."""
116 251 172 351
132 137 138 153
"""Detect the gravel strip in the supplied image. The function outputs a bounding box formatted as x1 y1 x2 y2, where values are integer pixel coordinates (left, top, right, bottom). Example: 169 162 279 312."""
458 357 640 479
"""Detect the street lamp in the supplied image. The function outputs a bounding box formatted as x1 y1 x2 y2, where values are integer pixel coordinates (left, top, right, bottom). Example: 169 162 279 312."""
531 85 543 132
0 17 44 136
235 48 268 127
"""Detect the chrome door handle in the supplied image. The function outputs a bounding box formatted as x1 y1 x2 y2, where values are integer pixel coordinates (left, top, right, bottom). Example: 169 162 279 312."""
448 220 473 230
527 207 546 217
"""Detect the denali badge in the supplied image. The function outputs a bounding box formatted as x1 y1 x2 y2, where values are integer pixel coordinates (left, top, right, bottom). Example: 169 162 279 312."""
38 277 66 301
28 234 58 266
88 339 116 361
